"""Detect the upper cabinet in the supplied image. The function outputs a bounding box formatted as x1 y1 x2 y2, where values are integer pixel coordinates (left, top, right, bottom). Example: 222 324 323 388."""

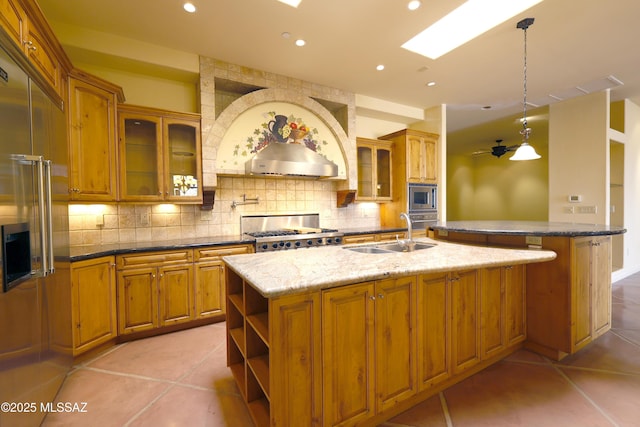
68 70 124 201
381 129 438 184
0 0 71 100
356 137 393 202
118 105 202 203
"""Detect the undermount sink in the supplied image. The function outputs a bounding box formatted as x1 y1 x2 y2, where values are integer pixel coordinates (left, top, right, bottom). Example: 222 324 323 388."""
344 242 435 254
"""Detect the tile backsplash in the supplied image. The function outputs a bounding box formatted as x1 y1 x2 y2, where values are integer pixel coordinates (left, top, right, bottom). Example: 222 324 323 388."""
68 176 379 246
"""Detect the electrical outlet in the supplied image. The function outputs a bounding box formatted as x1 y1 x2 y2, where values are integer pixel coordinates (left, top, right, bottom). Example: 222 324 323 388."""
95 214 104 226
438 229 448 237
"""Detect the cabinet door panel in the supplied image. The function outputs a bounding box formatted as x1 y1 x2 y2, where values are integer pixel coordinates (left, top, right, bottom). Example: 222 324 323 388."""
271 293 322 427
322 283 375 427
158 264 194 326
68 78 117 200
592 237 612 338
481 267 504 358
117 268 157 334
417 272 450 390
451 270 480 374
72 257 116 352
375 277 416 412
195 262 225 318
505 265 526 345
571 238 592 351
407 136 423 182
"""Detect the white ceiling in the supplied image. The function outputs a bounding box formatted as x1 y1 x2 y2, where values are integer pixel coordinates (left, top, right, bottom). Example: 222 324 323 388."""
37 0 640 146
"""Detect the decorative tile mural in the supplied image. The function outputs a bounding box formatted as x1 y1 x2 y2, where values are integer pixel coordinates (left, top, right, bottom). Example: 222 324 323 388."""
216 102 347 178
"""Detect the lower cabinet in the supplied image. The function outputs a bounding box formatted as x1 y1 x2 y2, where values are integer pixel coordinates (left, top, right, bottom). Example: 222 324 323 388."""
116 250 194 335
226 266 527 427
194 245 252 319
417 272 451 390
451 269 481 374
70 256 117 356
480 265 526 360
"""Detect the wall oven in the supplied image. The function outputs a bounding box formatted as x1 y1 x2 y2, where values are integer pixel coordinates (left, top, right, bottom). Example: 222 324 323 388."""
407 183 438 223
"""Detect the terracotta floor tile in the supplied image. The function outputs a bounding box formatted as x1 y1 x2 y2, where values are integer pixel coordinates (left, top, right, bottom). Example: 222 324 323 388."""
180 341 239 394
383 393 447 427
127 384 254 427
503 349 550 364
443 362 614 427
611 301 640 330
558 331 640 375
612 329 640 347
41 369 169 427
612 285 640 304
87 324 225 381
560 368 640 427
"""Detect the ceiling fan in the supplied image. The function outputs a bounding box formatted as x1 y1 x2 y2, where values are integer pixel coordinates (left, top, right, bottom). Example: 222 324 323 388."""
472 139 520 158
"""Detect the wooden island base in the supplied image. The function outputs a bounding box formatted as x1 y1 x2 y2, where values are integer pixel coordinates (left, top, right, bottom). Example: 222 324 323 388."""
226 264 531 427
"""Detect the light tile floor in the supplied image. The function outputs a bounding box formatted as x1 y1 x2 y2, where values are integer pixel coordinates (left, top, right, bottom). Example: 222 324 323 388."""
43 273 640 427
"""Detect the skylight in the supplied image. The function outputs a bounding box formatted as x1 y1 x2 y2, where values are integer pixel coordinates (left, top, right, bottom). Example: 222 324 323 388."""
401 0 543 60
277 0 302 7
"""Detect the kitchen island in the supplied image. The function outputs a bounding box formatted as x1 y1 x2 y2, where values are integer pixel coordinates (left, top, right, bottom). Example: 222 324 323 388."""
429 221 626 361
222 238 556 427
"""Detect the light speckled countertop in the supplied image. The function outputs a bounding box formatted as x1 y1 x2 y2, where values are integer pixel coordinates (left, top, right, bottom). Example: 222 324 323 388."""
222 238 556 298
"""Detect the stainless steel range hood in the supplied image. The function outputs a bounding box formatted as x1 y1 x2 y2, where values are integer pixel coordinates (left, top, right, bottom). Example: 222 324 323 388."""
245 142 338 178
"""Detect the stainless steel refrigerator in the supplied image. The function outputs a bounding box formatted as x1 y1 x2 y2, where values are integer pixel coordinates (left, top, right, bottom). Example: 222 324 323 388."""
0 42 71 426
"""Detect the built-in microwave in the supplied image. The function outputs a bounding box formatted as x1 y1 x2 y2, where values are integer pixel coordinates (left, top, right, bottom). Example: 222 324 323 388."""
407 183 438 220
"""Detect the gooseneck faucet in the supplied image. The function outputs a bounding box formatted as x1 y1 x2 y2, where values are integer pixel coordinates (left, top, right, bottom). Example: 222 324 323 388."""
397 213 416 251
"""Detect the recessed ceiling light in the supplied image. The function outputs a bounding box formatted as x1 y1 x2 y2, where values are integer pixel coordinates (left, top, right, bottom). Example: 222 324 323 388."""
281 32 291 39
278 0 302 7
183 2 196 13
295 39 306 47
402 0 543 59
408 1 421 11
376 65 385 71
426 81 436 87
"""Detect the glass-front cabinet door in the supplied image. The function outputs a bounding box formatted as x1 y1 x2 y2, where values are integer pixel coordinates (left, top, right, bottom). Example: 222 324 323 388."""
356 138 393 202
118 105 202 203
164 118 201 202
119 113 162 201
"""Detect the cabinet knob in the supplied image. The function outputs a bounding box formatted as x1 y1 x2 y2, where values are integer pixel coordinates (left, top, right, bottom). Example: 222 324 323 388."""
23 40 37 51
378 293 384 299
369 295 376 301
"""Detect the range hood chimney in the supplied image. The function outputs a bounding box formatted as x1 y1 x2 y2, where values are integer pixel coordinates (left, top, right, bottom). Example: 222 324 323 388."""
245 142 338 178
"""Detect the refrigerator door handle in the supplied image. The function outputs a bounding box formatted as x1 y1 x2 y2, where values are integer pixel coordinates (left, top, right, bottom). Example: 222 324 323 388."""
44 159 54 275
34 156 49 276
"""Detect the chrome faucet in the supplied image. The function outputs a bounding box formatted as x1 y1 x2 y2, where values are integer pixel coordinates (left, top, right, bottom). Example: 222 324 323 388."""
397 213 416 251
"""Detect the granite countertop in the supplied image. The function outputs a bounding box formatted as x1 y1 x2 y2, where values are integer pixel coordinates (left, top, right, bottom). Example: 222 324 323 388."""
68 227 408 262
222 238 556 298
429 221 626 236
69 235 254 262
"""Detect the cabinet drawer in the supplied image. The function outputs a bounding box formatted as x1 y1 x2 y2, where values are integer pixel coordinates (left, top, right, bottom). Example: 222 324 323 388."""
342 235 376 245
117 249 193 269
194 244 252 262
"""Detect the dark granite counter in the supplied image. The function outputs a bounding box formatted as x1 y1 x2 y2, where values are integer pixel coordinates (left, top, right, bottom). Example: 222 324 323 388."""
69 235 254 262
429 221 626 237
69 227 407 262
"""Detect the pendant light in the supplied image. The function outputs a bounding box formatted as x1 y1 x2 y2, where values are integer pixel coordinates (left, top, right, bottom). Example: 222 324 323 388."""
510 17 541 161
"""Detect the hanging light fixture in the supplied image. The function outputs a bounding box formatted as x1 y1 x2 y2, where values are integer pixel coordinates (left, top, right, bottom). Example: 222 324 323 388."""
510 17 541 161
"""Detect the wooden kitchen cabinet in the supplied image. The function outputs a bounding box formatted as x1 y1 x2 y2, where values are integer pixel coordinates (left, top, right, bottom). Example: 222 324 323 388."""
571 235 612 350
322 282 375 426
116 249 194 335
194 244 252 319
374 276 417 413
0 0 28 54
226 271 323 427
379 128 439 227
381 128 437 184
341 229 425 245
480 264 526 360
356 137 393 202
70 256 117 356
450 269 480 374
417 271 451 390
68 70 123 201
118 104 202 203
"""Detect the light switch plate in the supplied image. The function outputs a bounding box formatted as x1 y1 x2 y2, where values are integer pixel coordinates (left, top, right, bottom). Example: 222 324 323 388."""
525 235 542 246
